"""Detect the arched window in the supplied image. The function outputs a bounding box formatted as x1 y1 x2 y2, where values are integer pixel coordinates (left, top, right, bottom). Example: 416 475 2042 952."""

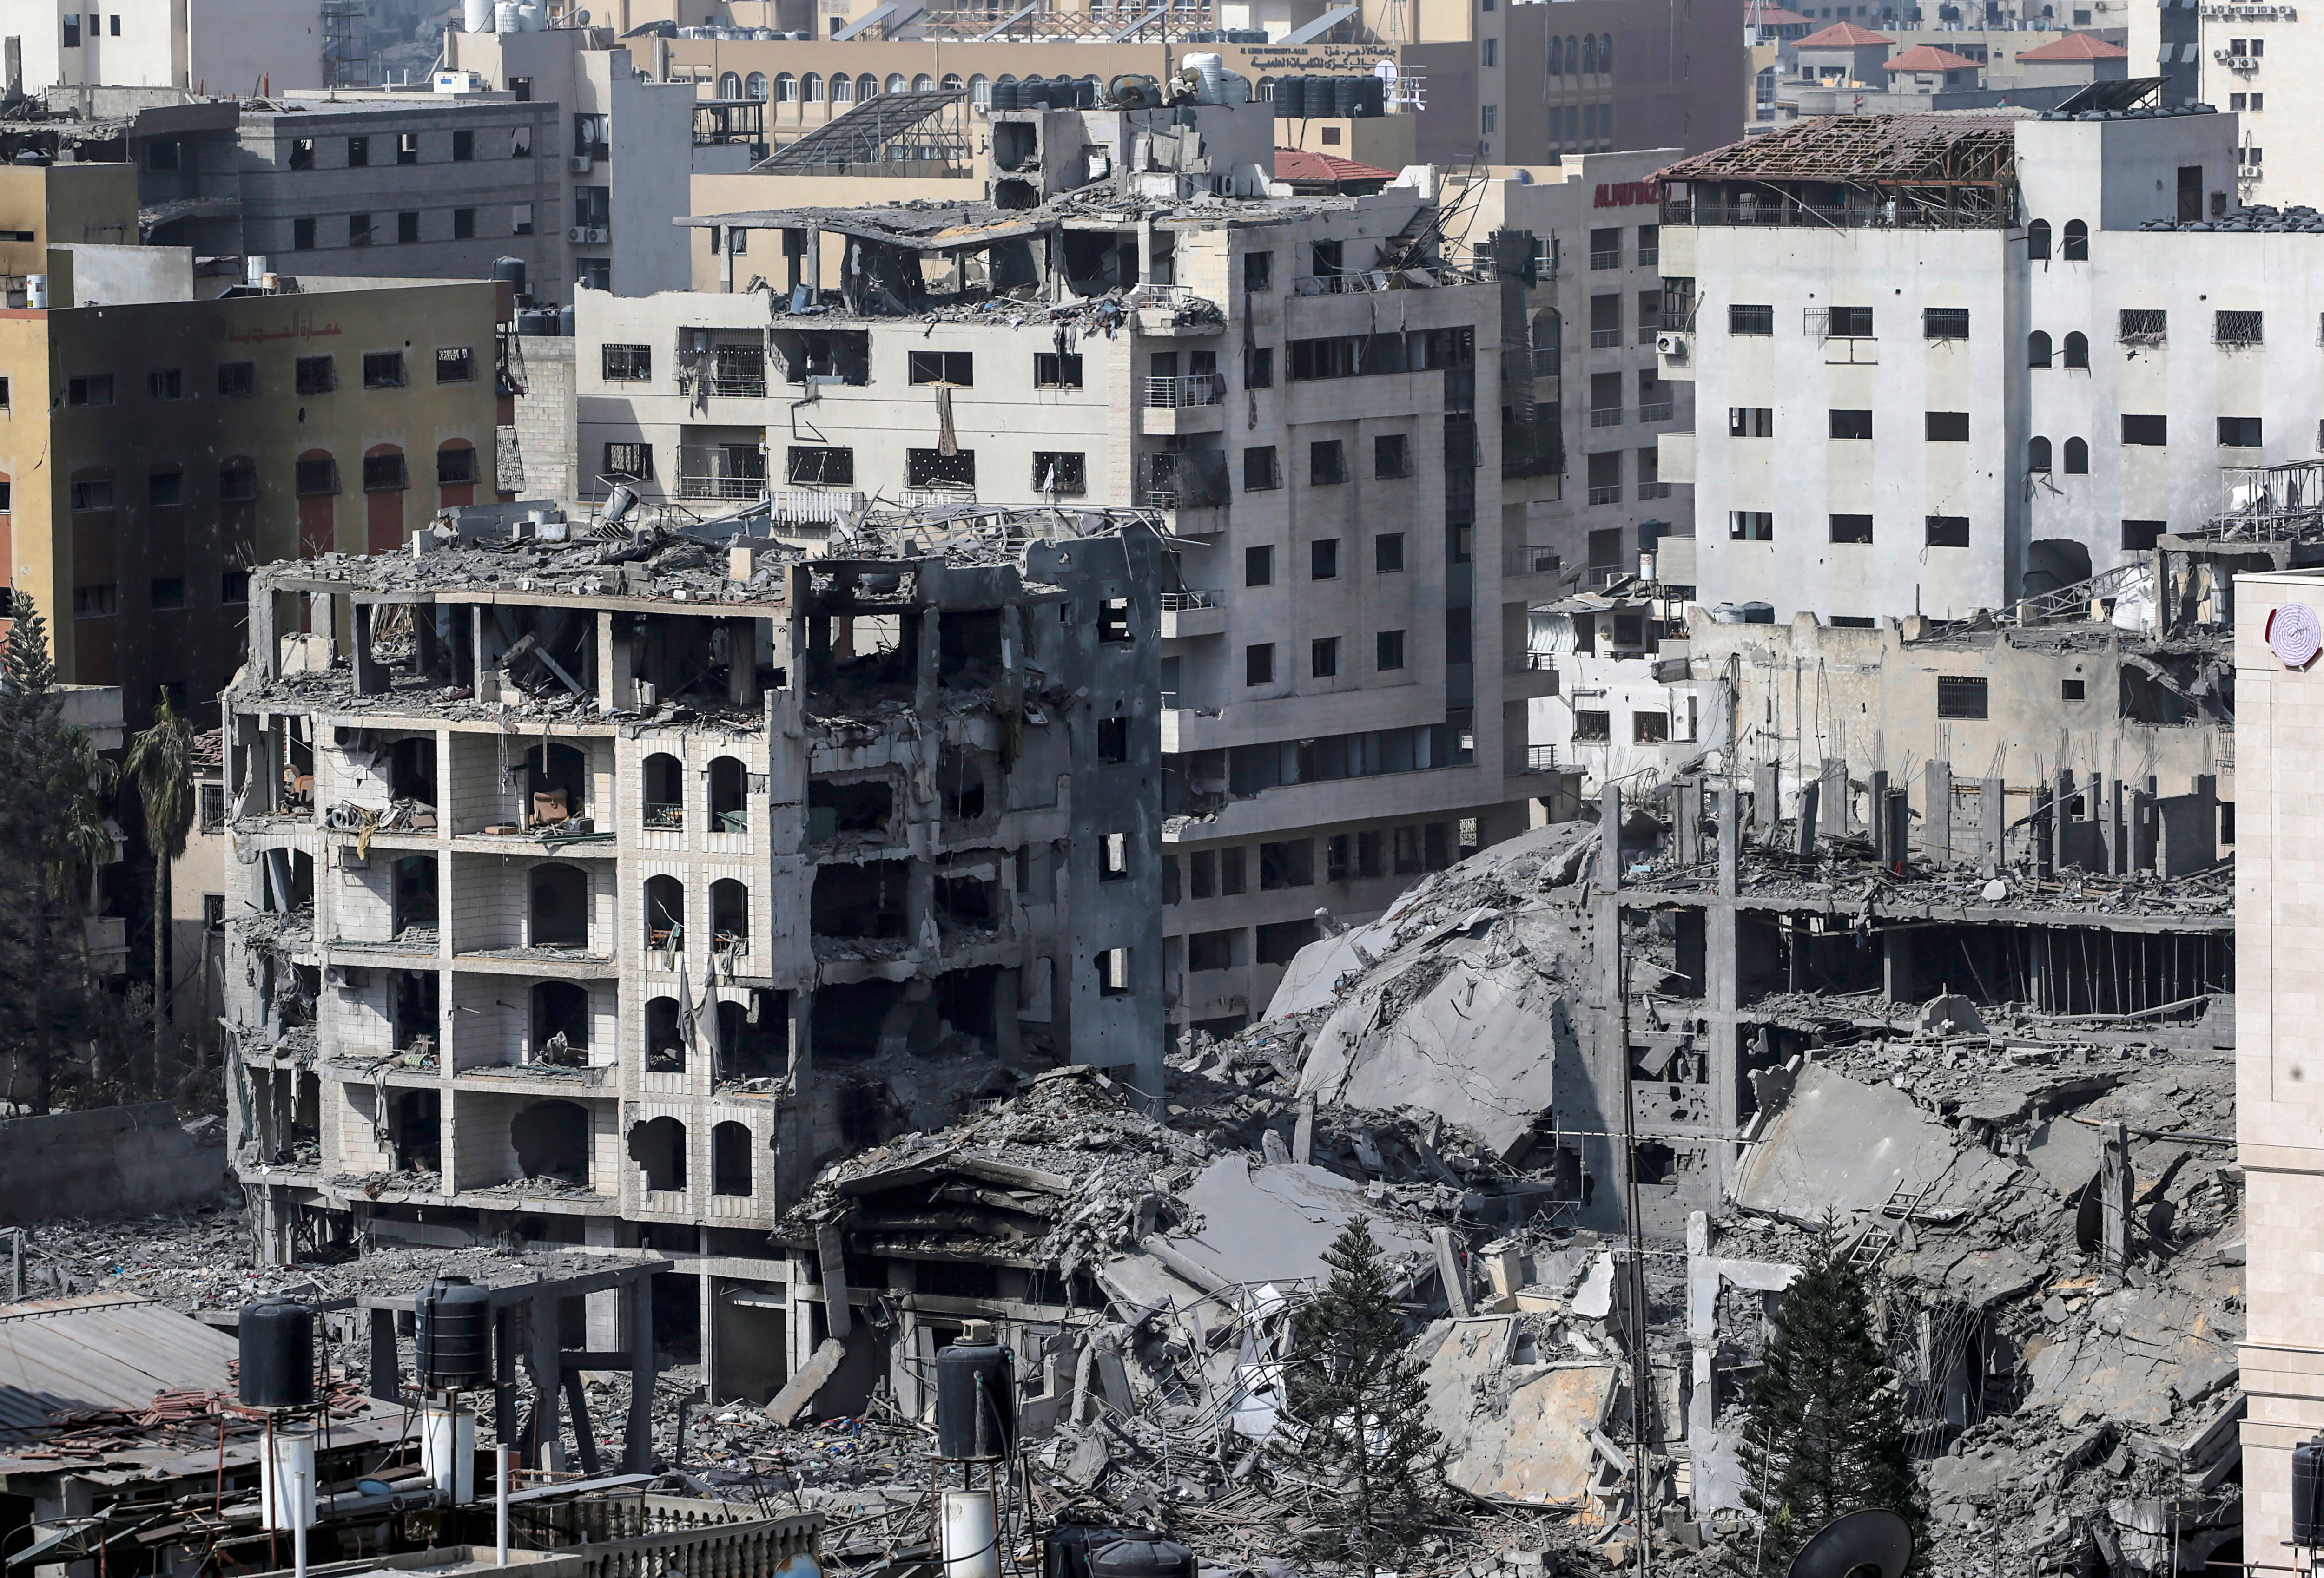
857 73 878 100
2028 436 2053 472
885 73 908 93
2062 219 2088 260
646 996 685 1072
362 442 407 554
645 874 685 950
2028 330 2052 368
530 862 588 949
1548 35 1562 72
968 74 989 105
1581 33 1596 71
2064 436 2089 473
717 70 742 98
629 1115 686 1193
643 751 684 828
752 71 775 100
1599 33 1612 71
436 438 478 506
711 879 750 949
294 448 336 556
830 72 854 103
1565 36 1579 74
710 756 748 831
802 72 824 102
2027 218 2052 260
941 72 963 90
912 73 935 91
712 1121 753 1196
2064 331 2089 369
531 981 590 1060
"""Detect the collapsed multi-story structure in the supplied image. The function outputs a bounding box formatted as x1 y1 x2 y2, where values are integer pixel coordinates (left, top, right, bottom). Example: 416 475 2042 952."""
218 497 1163 1401
572 88 1700 1033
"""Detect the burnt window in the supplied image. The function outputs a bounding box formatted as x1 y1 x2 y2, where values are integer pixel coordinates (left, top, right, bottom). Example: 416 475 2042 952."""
1033 451 1085 494
908 350 974 385
1925 515 1970 547
788 446 854 485
905 449 976 490
1098 598 1132 642
1096 716 1129 763
362 351 405 389
218 361 256 397
2122 519 2166 550
1244 446 1281 491
295 355 336 395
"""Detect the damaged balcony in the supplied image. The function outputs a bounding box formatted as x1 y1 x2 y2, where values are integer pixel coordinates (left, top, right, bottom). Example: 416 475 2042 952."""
449 1090 614 1202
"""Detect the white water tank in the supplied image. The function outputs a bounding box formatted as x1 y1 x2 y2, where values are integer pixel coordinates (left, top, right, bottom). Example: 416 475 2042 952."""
462 0 492 30
494 1 522 30
24 275 46 309
1180 51 1223 103
245 254 269 286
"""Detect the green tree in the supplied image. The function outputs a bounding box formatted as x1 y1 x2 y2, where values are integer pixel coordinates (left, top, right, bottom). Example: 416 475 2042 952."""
0 593 122 1108
1273 1218 1444 1578
1734 1223 1924 1574
125 692 197 1076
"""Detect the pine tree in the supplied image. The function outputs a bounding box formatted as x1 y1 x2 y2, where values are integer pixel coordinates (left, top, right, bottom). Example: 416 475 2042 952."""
0 592 131 1109
1274 1218 1444 1578
1732 1222 1924 1575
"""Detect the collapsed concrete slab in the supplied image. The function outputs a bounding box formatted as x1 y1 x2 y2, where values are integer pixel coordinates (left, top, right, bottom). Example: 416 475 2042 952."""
1729 1064 2019 1221
1146 1156 1435 1288
1418 1315 1618 1508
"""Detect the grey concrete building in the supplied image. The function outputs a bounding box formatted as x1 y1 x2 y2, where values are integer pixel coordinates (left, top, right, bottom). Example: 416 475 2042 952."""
220 498 1164 1399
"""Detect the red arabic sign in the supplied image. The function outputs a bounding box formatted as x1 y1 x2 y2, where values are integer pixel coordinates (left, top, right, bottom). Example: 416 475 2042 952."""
1595 180 1662 208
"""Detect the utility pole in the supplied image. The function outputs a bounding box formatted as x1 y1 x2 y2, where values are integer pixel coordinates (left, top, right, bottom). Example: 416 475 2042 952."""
1616 923 1654 1571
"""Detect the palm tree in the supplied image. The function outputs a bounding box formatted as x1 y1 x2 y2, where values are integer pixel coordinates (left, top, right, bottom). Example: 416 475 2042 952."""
125 694 196 1069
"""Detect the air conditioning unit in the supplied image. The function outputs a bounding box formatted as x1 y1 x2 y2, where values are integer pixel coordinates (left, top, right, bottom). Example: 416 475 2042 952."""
1656 331 1690 361
568 225 591 243
584 226 609 243
569 153 593 173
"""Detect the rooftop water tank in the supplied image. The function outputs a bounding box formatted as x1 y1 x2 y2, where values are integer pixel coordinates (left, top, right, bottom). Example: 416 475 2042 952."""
239 1299 316 1411
415 1275 491 1389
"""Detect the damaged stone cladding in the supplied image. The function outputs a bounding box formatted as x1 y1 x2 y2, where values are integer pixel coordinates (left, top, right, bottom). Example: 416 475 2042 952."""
218 498 1164 1403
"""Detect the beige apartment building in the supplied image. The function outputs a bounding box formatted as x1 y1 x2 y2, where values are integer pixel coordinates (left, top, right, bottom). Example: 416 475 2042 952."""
0 164 509 723
572 93 1688 1030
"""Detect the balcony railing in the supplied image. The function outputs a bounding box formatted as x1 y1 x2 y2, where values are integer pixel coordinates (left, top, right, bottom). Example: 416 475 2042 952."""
1638 244 1660 267
1589 328 1624 348
1639 401 1676 424
1505 544 1562 576
1640 480 1674 499
1590 249 1621 270
1526 346 1561 376
707 375 768 398
1161 589 1221 611
1511 651 1558 672
1588 484 1622 505
1144 374 1224 408
1637 324 1663 345
1520 744 1560 773
1590 406 1624 428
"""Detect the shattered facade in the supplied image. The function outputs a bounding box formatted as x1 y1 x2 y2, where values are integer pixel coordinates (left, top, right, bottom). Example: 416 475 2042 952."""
218 498 1163 1403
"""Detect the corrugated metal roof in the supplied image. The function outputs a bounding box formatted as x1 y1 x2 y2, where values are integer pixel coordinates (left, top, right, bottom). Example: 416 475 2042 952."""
0 1296 238 1433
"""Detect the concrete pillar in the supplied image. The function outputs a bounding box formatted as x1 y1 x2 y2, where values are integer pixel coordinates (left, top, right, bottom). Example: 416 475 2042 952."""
805 224 822 296
1981 776 2006 876
1677 777 1703 866
1883 927 1916 1003
915 607 940 717
1791 781 1819 856
1821 757 1849 835
1887 789 1911 875
1922 759 1952 864
1868 770 1890 866
2100 1120 2133 1269
1600 780 1623 893
1753 761 1780 843
1717 786 1739 897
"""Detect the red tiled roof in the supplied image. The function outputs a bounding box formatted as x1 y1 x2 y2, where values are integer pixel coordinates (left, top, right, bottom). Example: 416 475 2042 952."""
1884 43 1982 70
2014 30 2129 59
1274 148 1396 183
1750 6 1816 22
1796 21 1894 45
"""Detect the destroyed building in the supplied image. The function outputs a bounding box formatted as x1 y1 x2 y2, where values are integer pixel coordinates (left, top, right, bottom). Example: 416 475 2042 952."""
574 93 1697 1039
216 497 1163 1404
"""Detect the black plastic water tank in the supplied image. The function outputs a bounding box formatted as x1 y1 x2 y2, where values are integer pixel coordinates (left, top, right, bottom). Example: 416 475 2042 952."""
415 1275 492 1389
238 1299 316 1410
990 79 1019 111
1088 1536 1198 1578
2296 1435 2324 1545
1274 77 1304 117
934 1337 1014 1460
1043 1525 1145 1578
491 256 528 297
1332 76 1361 116
1355 75 1386 117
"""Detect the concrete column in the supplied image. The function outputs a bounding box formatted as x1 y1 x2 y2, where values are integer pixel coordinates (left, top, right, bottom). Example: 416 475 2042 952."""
1821 757 1849 835
1752 761 1779 843
1717 786 1739 897
1923 759 1952 864
1600 781 1622 892
915 607 940 717
2100 1120 2133 1269
1982 776 2006 876
1868 770 1890 866
1883 927 1916 1003
1791 781 1819 856
1677 777 1703 866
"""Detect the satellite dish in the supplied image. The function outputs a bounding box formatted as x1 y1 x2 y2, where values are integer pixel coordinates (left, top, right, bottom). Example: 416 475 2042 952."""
1784 1509 1914 1578
573 7 590 19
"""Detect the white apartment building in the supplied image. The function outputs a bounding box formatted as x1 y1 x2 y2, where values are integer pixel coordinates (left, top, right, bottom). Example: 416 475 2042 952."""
10 0 322 99
571 101 1696 1033
1653 97 2324 624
